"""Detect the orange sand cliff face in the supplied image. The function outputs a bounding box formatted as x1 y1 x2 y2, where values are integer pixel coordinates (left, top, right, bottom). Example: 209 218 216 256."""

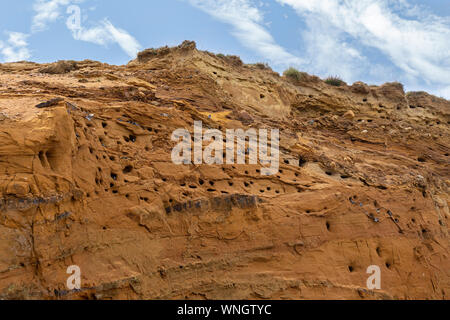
0 41 448 300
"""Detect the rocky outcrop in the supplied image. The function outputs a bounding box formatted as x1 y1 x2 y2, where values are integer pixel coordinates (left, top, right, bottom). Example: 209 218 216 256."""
0 41 448 300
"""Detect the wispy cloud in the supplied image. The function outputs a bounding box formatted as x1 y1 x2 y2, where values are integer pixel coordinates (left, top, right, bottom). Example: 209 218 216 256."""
276 0 450 96
67 19 142 57
32 0 76 32
0 32 31 62
32 0 141 57
186 0 303 66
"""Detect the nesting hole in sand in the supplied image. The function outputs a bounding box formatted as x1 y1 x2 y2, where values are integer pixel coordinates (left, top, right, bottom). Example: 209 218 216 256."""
326 221 331 231
123 165 133 174
348 266 354 272
110 173 118 180
376 247 381 257
299 157 307 167
102 122 107 128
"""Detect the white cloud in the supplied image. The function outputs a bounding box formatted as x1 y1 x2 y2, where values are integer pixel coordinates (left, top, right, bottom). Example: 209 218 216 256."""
436 86 450 99
68 19 142 57
187 0 303 66
32 0 141 58
0 32 31 62
276 0 450 88
32 0 75 32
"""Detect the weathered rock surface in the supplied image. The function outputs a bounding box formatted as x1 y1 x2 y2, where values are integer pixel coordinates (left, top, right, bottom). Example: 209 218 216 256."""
0 41 448 300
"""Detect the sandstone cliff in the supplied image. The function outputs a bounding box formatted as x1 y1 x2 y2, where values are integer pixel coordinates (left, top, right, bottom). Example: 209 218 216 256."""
0 41 448 300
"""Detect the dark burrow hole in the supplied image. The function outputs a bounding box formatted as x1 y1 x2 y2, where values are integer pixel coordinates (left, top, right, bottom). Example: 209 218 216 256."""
385 262 391 269
284 159 289 164
112 190 118 194
102 122 107 128
207 189 216 192
299 157 307 167
348 266 354 272
260 94 265 99
417 156 426 163
129 135 137 143
123 165 133 174
376 247 381 256
326 221 330 231
199 179 204 185
244 182 249 187
228 182 234 186
341 175 350 179
111 173 117 180
325 171 333 176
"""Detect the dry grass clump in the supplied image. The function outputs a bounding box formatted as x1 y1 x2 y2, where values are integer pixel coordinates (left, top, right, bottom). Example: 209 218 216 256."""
324 76 346 87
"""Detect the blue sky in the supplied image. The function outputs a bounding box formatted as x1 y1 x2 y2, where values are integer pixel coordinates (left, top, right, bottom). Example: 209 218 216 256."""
0 0 449 98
